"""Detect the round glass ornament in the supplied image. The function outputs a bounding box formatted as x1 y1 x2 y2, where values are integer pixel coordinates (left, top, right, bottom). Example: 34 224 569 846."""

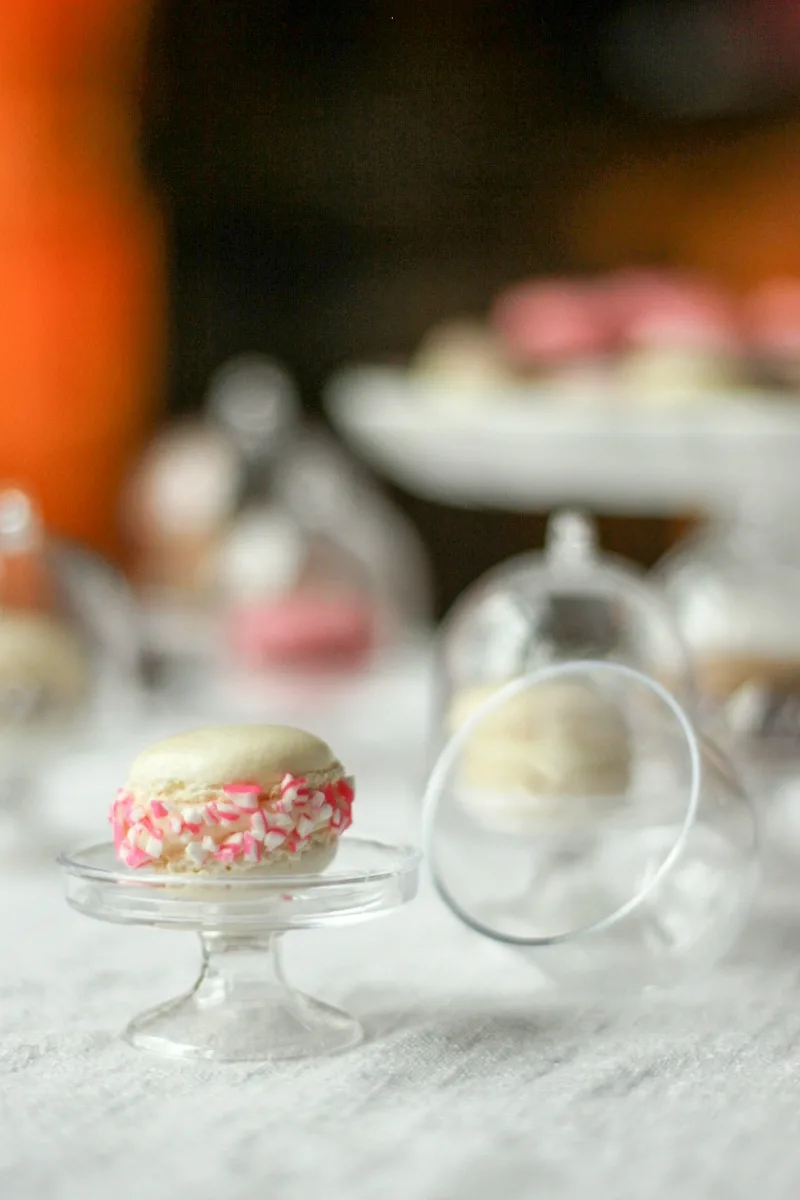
423 660 758 994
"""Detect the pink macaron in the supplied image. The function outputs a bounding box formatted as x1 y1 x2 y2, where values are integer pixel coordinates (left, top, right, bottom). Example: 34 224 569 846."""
745 278 800 357
490 278 615 367
603 270 742 353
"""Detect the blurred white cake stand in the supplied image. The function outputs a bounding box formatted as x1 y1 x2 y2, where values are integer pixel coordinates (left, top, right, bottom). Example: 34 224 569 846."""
327 366 800 515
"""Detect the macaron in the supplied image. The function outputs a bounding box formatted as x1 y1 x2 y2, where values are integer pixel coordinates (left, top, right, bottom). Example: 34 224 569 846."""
447 680 632 829
490 279 615 368
602 270 738 343
228 593 376 669
412 318 513 398
110 724 354 874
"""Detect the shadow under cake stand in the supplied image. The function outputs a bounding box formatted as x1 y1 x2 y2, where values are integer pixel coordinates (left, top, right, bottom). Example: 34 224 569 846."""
60 837 420 1062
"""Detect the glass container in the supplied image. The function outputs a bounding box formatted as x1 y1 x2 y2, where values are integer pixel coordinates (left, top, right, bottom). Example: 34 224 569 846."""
0 488 142 847
435 510 693 760
655 485 800 795
217 424 431 675
423 661 758 994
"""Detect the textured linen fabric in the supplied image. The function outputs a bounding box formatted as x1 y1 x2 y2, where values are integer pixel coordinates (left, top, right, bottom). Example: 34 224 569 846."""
2 646 800 1200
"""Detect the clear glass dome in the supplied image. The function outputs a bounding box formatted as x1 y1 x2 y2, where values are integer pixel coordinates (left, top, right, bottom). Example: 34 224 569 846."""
127 356 430 675
423 661 758 993
436 510 694 758
655 485 800 778
0 488 142 771
216 426 431 674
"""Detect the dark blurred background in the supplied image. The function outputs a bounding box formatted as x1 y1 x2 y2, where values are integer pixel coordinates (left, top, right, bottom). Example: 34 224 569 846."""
135 0 800 610
143 0 800 405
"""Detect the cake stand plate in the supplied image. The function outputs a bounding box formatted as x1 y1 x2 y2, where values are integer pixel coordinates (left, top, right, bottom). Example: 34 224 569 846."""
327 366 800 514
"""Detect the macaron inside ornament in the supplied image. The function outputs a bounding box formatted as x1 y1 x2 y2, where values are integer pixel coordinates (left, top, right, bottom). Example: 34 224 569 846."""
216 508 377 670
111 724 355 875
0 488 96 736
123 420 242 599
0 610 89 726
447 677 633 831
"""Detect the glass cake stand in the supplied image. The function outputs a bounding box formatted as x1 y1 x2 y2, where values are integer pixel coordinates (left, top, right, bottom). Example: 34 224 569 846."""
60 837 420 1062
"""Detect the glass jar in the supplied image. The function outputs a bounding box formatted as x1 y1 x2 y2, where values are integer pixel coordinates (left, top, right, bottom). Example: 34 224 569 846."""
0 487 142 839
212 370 430 674
655 485 800 786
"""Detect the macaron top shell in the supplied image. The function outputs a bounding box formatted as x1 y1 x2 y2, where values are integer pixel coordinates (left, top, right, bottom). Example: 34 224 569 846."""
127 724 344 793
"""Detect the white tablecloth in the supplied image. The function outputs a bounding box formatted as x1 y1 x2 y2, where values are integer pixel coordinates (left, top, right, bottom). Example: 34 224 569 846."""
2 647 800 1200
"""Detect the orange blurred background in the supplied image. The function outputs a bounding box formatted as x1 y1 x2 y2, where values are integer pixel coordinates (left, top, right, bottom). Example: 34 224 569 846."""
0 0 164 561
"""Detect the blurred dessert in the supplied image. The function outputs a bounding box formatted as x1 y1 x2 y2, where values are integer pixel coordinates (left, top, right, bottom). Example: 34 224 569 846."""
656 498 800 750
601 269 725 329
745 278 800 390
271 427 432 633
229 593 376 670
610 272 744 403
405 268 800 406
677 589 800 714
694 655 800 707
0 489 90 730
448 678 632 829
217 502 377 671
216 507 305 604
490 278 614 396
125 355 299 614
411 318 513 400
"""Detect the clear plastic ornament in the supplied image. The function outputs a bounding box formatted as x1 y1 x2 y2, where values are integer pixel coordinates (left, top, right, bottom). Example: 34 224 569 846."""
122 418 242 662
123 355 298 665
436 510 694 760
423 661 758 994
216 425 431 675
0 489 142 848
655 484 800 795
